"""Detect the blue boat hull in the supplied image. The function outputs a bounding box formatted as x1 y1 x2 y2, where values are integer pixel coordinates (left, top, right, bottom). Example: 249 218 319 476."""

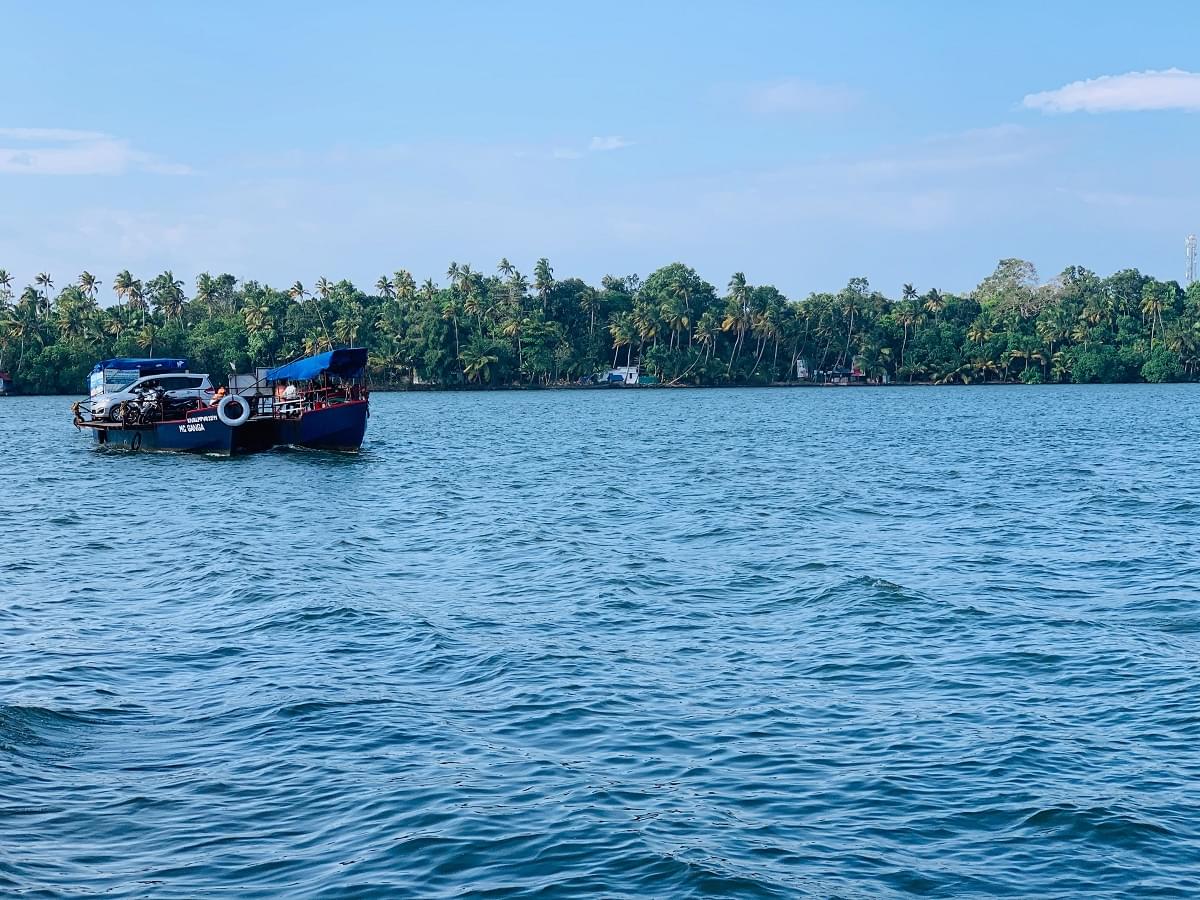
273 401 369 451
93 408 275 455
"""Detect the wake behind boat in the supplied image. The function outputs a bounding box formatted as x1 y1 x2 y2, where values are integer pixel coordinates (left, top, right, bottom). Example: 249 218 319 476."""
72 348 370 455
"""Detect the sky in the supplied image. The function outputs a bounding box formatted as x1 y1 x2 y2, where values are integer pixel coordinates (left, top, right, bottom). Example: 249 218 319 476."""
2 0 1198 300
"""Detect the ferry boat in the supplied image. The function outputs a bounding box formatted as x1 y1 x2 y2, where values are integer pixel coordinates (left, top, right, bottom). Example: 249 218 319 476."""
73 348 370 455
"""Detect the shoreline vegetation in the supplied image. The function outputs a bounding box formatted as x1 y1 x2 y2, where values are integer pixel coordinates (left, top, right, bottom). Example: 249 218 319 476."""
1 258 1198 395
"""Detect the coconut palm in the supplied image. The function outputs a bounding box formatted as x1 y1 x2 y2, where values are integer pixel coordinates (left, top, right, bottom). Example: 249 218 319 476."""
894 303 918 367
34 273 53 318
112 270 134 310
392 270 416 303
126 279 147 326
1141 283 1169 349
923 288 945 323
723 272 751 375
150 271 186 323
534 258 554 312
460 338 500 384
694 310 718 364
78 271 100 299
608 312 635 367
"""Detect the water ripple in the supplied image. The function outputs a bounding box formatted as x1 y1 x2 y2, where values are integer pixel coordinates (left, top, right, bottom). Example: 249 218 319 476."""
3 386 1200 897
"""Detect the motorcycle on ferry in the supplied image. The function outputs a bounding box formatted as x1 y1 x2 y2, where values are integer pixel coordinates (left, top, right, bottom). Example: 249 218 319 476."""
117 384 197 425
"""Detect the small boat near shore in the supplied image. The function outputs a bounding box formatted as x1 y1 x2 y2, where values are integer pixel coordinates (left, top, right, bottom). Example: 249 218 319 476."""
73 348 370 456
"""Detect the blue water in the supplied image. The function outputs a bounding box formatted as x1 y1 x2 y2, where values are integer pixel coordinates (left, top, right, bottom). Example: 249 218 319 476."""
3 386 1200 897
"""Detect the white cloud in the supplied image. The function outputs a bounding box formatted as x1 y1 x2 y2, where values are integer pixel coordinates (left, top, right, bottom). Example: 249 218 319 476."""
1023 68 1200 113
588 135 632 152
745 79 859 115
0 128 193 175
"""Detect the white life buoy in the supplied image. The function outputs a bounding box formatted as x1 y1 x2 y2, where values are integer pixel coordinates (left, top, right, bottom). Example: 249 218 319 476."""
217 394 251 427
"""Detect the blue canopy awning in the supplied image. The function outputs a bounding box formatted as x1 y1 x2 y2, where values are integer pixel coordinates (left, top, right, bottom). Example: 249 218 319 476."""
264 347 367 383
92 358 188 374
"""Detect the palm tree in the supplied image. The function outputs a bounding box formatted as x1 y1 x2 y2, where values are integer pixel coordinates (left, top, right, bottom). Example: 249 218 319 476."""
694 310 718 364
112 269 134 311
136 322 156 354
441 294 462 363
1141 284 1169 349
289 281 307 302
534 258 554 312
723 272 750 375
660 293 689 351
78 271 100 299
315 277 332 300
501 315 527 373
608 312 635 367
392 270 416 304
895 303 917 368
497 258 516 279
460 338 500 384
103 308 127 342
194 273 215 315
507 271 529 314
966 320 991 346
840 291 860 364
54 288 89 342
34 273 53 319
923 289 945 324
151 271 186 323
10 296 43 366
375 275 395 299
126 279 147 327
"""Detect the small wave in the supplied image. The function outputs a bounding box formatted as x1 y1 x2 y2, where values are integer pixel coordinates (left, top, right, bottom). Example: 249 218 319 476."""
0 703 116 757
1020 803 1174 848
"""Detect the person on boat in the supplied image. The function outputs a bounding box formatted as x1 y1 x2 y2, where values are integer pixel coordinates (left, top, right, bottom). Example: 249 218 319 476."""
211 386 226 407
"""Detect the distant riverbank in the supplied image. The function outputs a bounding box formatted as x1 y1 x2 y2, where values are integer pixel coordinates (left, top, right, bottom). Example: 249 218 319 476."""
2 257 1196 396
11 378 1199 398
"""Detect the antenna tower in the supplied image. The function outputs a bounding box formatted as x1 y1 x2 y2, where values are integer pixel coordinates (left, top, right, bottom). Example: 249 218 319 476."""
1188 234 1197 287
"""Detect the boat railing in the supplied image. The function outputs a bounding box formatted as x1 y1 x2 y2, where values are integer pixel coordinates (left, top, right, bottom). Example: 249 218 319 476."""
252 384 367 419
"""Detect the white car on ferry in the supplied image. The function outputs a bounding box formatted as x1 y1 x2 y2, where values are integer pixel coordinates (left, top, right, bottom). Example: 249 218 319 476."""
91 373 216 420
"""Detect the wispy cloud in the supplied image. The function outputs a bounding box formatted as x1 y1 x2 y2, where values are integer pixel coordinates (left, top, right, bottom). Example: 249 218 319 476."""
1023 68 1200 113
744 78 859 115
0 128 193 175
545 136 632 160
588 135 632 152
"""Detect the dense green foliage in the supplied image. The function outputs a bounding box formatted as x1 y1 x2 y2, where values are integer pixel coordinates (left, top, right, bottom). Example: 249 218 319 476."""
1 258 1198 393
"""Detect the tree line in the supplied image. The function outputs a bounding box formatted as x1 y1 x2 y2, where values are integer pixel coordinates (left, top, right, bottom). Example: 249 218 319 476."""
1 257 1198 394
